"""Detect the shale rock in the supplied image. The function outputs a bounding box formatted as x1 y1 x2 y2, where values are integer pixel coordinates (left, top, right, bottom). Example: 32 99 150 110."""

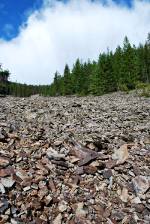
0 92 149 223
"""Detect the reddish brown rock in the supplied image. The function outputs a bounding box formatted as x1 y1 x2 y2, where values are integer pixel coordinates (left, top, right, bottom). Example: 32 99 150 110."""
84 165 97 174
106 159 116 169
48 178 56 192
0 157 10 167
0 167 15 177
0 93 149 223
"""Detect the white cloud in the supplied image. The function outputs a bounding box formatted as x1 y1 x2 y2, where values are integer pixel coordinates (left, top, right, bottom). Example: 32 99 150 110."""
0 0 150 84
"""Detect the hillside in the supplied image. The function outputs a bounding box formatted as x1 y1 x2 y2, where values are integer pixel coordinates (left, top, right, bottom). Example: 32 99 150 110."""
0 92 150 223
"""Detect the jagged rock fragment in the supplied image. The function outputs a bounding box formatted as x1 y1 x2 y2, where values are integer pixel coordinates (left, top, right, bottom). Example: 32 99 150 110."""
0 157 10 167
0 176 15 188
120 188 129 202
112 144 129 165
75 202 88 218
132 176 150 195
53 213 62 224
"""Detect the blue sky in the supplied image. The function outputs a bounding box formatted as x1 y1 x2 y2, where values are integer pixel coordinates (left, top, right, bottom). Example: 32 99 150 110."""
0 0 132 40
0 0 43 40
0 0 150 84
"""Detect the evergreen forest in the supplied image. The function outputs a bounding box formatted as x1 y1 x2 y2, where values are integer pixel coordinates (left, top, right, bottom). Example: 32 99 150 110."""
0 34 150 97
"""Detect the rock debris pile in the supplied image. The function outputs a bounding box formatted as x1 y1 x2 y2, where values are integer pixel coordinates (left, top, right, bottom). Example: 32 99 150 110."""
0 92 150 223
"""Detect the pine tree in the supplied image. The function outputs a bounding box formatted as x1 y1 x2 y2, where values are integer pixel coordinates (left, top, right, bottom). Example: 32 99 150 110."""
96 52 116 95
113 46 123 90
82 60 94 95
143 33 150 83
72 59 83 94
88 61 98 95
63 64 72 95
121 36 139 89
53 71 61 96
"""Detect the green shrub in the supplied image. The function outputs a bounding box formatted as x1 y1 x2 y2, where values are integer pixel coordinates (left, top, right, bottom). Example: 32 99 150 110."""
118 84 129 93
135 82 150 97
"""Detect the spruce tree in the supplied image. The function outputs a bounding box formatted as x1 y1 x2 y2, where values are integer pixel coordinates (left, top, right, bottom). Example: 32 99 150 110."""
72 59 83 94
121 36 139 89
63 64 72 95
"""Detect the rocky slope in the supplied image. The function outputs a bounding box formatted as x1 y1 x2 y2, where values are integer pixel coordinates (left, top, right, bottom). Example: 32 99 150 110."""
0 92 150 223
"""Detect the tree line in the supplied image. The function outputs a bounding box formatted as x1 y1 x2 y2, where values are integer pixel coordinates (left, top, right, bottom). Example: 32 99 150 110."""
0 65 50 96
0 34 150 97
49 34 150 96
